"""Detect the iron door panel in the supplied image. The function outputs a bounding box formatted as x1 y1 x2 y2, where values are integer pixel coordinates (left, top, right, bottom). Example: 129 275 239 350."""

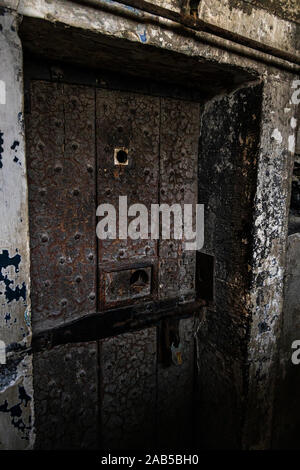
96 89 160 309
96 89 160 265
33 342 99 449
159 98 200 301
26 81 97 331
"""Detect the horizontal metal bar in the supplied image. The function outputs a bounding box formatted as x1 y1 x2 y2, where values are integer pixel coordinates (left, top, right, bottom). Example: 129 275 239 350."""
32 299 205 352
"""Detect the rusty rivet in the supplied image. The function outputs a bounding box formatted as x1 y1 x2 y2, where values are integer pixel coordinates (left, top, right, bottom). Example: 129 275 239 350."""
54 164 62 173
89 292 95 301
41 234 48 243
63 394 71 404
62 392 71 404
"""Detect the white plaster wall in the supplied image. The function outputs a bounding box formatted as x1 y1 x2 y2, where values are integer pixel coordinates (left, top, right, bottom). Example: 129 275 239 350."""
0 9 34 450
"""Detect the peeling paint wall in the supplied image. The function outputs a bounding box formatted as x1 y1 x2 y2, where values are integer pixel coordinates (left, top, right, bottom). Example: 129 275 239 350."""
5 0 299 63
196 82 262 449
239 0 300 24
0 8 34 449
243 76 298 449
198 0 299 57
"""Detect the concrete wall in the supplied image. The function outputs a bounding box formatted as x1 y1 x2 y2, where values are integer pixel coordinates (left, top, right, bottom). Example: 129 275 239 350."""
243 74 298 449
198 0 299 58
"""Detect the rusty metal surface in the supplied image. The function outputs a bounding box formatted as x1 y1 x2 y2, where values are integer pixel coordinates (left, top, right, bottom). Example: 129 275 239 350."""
159 98 199 300
32 299 204 353
27 82 201 318
32 318 198 450
100 327 157 449
96 91 200 308
157 317 196 448
33 342 99 449
104 266 152 303
26 81 96 332
96 89 160 263
26 78 201 450
99 319 196 449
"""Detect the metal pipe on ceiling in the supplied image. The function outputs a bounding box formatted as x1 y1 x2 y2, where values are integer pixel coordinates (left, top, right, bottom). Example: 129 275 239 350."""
71 0 300 71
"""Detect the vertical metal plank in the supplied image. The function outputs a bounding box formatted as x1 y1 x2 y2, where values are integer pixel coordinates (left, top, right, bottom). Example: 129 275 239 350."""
26 81 64 331
96 89 160 267
26 82 96 331
159 98 200 301
157 317 196 448
100 327 157 449
33 342 99 450
63 84 97 324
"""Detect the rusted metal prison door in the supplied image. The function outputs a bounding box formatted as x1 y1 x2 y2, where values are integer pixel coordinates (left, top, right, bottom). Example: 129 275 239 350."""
26 76 201 449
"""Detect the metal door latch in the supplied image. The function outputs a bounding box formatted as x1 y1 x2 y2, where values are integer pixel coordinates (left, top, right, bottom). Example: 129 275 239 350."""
159 317 183 367
171 342 183 366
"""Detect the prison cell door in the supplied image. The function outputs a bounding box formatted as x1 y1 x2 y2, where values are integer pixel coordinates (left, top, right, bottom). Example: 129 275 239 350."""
26 78 200 449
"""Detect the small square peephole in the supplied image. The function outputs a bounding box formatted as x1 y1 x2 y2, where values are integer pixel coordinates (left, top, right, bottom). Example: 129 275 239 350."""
114 147 129 166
